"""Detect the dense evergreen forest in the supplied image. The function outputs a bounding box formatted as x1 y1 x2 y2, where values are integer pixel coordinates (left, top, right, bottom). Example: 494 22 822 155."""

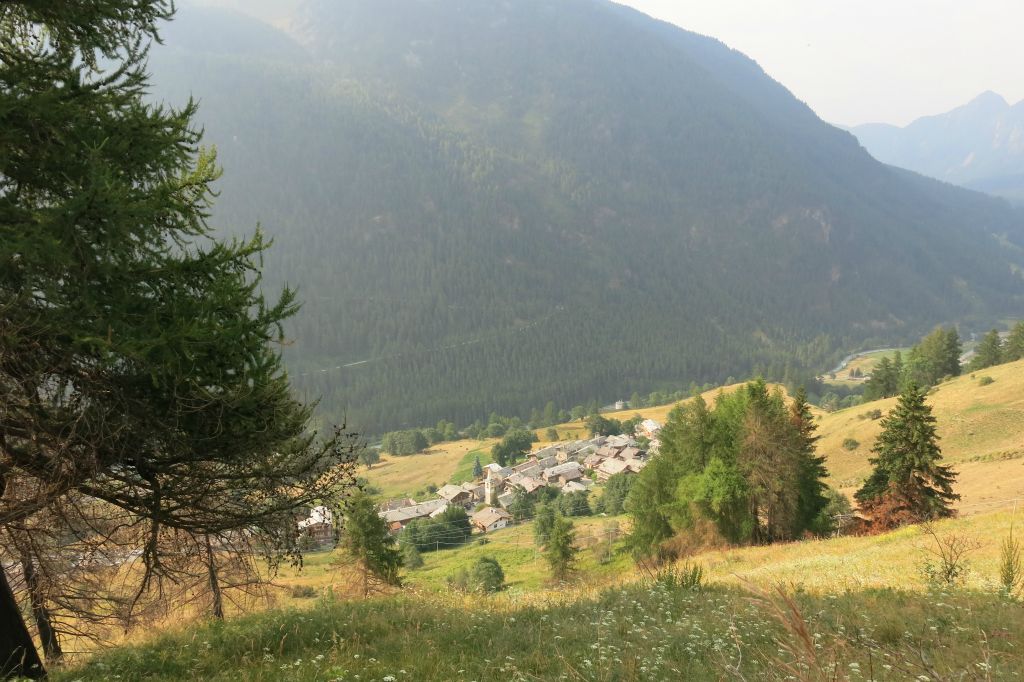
144 1 1024 433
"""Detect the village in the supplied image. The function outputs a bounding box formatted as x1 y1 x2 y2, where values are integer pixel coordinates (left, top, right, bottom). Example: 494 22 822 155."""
292 416 663 547
375 418 662 536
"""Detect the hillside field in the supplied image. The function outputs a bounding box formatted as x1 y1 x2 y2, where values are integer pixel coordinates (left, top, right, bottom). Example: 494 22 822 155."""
57 502 1024 681
364 383 771 499
366 362 1024 513
818 359 1024 510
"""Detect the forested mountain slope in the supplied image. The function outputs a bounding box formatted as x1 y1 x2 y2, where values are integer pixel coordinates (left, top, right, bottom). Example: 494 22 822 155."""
148 1 1024 432
852 91 1024 204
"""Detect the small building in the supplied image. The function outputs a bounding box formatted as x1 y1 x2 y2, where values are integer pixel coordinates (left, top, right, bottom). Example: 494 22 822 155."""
437 484 473 508
298 506 335 546
583 452 605 471
618 446 644 461
543 461 584 485
639 419 662 438
379 498 448 532
471 506 513 533
606 434 636 448
516 476 547 495
614 400 626 410
596 457 632 481
460 481 486 502
561 480 591 494
379 498 417 512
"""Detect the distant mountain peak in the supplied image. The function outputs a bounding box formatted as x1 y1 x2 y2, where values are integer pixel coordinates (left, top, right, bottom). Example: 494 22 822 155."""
852 91 1024 203
966 90 1009 110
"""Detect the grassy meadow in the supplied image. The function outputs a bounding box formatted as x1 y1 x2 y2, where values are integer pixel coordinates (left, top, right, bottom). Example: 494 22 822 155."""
56 523 1024 681
817 359 1024 504
48 362 1024 680
823 348 910 388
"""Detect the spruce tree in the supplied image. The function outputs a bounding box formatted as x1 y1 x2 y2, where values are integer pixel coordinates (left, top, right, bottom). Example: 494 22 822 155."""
855 384 959 529
789 388 830 533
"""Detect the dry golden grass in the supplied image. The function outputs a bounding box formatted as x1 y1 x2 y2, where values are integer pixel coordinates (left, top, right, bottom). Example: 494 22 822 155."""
818 359 1024 510
701 507 1020 593
364 437 496 499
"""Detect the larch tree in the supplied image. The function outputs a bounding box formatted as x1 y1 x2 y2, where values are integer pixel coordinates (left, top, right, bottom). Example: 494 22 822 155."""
968 329 1003 371
1005 321 1024 362
544 514 579 581
339 492 403 597
854 384 959 531
1 2 358 677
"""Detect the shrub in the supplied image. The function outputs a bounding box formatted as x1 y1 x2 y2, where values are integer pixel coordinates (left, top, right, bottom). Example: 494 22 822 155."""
403 543 424 570
999 532 1022 598
289 585 318 599
654 562 704 591
978 376 995 386
920 523 980 589
469 556 505 593
842 438 859 451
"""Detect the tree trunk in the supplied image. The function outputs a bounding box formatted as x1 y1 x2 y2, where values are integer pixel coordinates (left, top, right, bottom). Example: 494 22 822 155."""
20 551 62 664
0 564 45 679
204 536 224 620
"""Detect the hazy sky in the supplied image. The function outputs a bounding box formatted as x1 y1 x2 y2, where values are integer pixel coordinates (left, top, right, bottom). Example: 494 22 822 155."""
616 0 1024 126
188 0 1023 128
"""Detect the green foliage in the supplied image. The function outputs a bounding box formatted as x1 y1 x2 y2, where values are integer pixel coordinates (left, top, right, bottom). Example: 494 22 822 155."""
342 493 402 586
999 531 1022 598
855 384 959 528
977 375 995 386
627 381 831 556
595 473 635 516
1 2 364 674
507 489 535 523
533 502 556 547
402 544 424 570
491 428 534 467
585 414 623 437
472 455 484 479
381 430 429 456
863 352 904 401
544 515 579 580
968 329 1004 371
468 556 505 593
904 327 962 388
358 448 381 468
810 488 853 536
557 492 592 518
1005 322 1024 362
842 438 860 451
653 563 705 591
400 507 472 553
545 427 559 441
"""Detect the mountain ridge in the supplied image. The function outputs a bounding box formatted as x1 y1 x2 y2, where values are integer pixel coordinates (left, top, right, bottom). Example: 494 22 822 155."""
851 90 1024 203
147 1 1024 432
